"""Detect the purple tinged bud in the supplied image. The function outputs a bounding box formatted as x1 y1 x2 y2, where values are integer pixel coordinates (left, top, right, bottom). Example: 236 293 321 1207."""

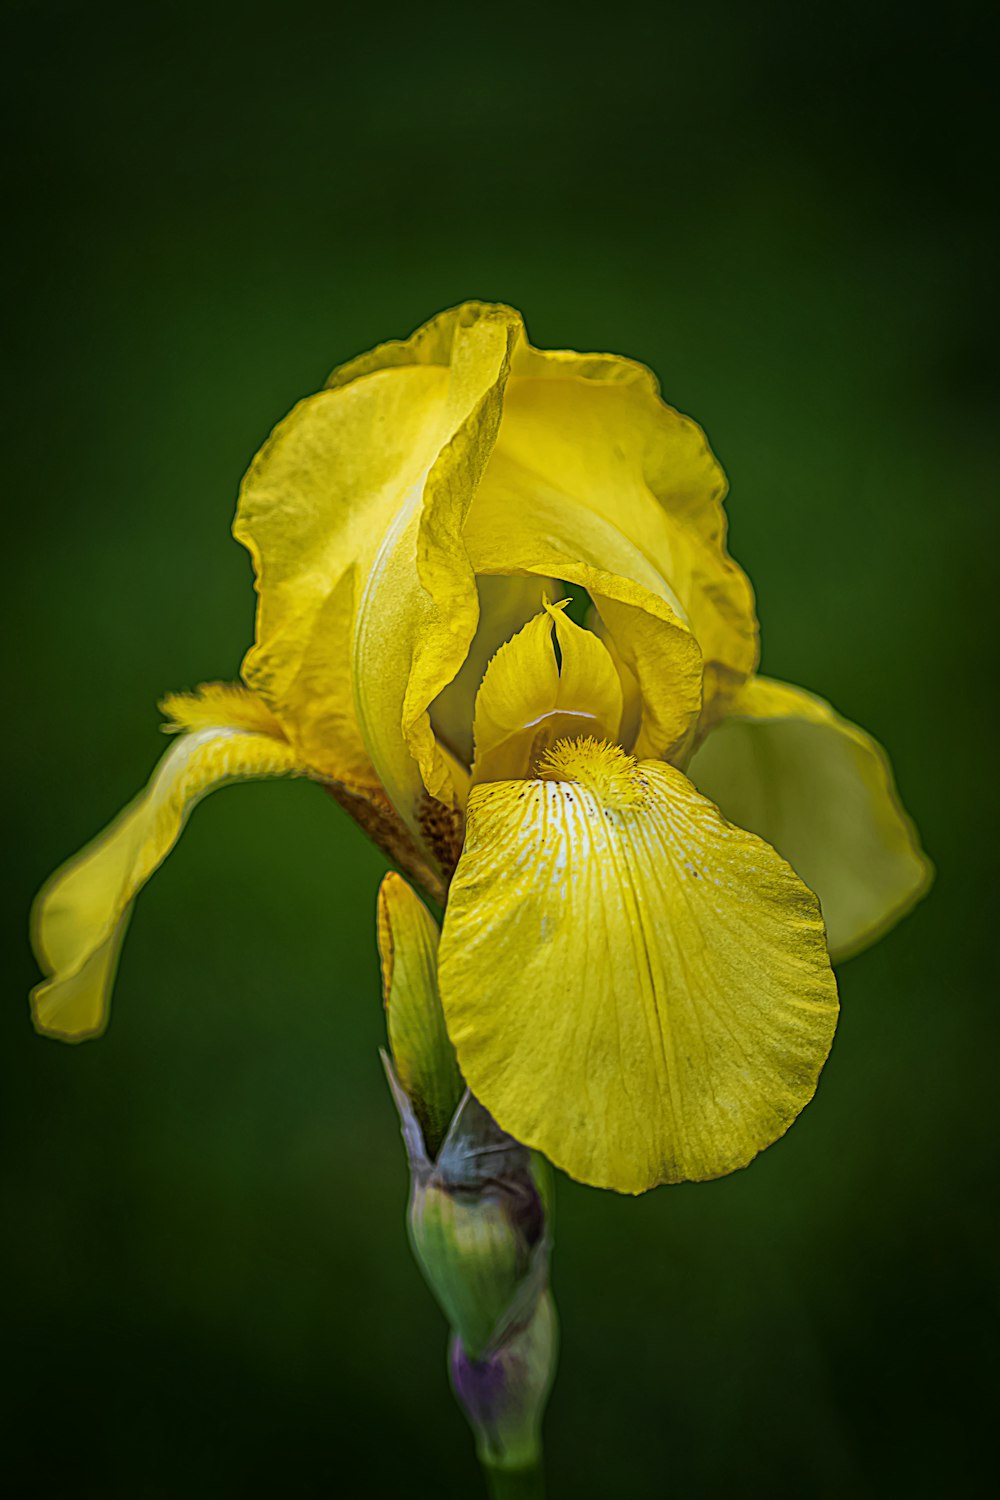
384 1053 557 1472
450 1290 558 1473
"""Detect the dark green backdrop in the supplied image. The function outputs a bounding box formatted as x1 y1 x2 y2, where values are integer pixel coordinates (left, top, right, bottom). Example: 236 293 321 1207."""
4 2 994 1494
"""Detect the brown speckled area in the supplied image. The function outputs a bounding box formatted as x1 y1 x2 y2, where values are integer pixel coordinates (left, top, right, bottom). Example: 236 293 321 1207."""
417 793 464 886
322 782 448 905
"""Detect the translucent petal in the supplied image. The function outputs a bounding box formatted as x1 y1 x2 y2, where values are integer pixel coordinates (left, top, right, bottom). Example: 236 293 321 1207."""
687 676 932 960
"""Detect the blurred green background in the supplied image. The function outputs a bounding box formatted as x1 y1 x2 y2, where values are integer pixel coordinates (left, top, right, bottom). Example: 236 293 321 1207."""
3 1 995 1494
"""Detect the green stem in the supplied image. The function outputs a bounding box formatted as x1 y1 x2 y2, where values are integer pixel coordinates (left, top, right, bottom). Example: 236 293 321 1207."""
482 1458 546 1500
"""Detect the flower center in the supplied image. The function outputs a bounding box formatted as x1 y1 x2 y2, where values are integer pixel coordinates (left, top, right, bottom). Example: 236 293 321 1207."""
537 736 646 810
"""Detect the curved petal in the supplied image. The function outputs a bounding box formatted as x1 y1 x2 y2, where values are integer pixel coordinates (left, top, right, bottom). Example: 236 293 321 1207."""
351 306 526 875
235 303 528 879
486 364 758 718
438 740 838 1194
687 676 933 961
471 601 623 783
236 303 754 854
510 340 664 387
430 573 554 767
234 365 451 782
586 603 643 751
550 601 623 730
464 452 703 761
30 688 312 1042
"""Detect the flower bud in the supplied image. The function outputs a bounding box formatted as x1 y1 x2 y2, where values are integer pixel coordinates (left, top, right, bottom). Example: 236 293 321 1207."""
377 873 558 1475
451 1288 558 1476
400 1083 548 1360
385 1064 557 1476
377 872 462 1158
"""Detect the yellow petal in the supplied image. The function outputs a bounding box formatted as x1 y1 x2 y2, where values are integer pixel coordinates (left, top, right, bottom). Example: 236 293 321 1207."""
31 921 132 1048
510 340 664 387
465 450 703 761
238 303 523 875
31 695 310 1041
236 304 753 869
377 873 462 1157
430 573 554 767
234 367 448 782
471 601 623 783
586 603 643 750
687 676 932 961
438 739 838 1194
488 362 758 718
550 601 623 729
351 305 526 870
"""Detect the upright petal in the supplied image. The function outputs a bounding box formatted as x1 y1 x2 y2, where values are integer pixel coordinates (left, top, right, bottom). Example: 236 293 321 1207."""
549 602 623 731
438 739 838 1194
430 574 554 767
488 358 759 717
687 676 933 961
240 303 525 878
471 601 623 784
234 364 451 782
465 452 703 762
351 305 526 871
586 604 643 751
31 687 312 1041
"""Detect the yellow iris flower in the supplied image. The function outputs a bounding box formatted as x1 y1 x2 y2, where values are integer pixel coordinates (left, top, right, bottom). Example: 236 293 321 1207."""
29 302 931 1194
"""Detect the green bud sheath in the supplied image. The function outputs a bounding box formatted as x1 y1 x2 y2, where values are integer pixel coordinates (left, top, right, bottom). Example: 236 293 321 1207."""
402 1085 548 1360
378 871 463 1156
